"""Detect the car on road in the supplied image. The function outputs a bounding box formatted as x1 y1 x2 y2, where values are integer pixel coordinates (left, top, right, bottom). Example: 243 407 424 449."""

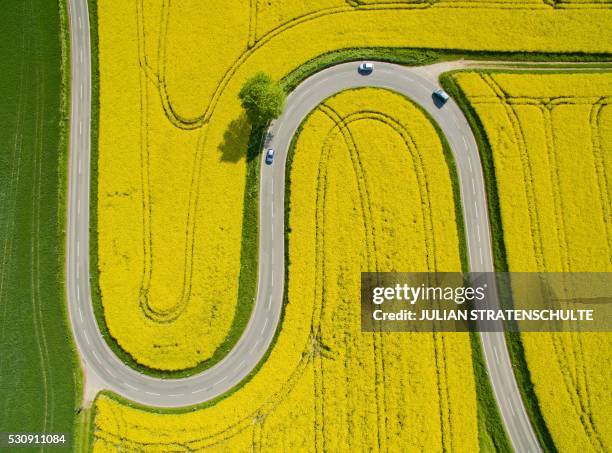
433 89 450 104
358 62 374 74
265 148 275 165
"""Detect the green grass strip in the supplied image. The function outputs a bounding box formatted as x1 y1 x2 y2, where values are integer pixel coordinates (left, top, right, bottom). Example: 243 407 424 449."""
441 70 558 453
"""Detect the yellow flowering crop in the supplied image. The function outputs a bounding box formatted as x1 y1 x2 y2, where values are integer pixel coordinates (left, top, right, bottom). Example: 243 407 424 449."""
91 88 478 451
453 71 612 452
97 0 612 370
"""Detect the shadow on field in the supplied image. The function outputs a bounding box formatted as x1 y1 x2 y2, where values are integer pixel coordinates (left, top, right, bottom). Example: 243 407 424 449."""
219 113 251 162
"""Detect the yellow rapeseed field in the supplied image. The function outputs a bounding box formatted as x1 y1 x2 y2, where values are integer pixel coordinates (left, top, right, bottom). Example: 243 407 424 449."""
453 71 612 452
97 0 612 371
91 88 478 451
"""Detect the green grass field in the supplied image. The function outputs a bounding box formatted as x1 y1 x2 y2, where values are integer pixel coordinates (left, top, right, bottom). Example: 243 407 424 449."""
0 1 81 450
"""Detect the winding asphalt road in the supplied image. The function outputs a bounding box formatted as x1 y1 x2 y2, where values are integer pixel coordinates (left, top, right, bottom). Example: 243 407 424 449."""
66 0 539 451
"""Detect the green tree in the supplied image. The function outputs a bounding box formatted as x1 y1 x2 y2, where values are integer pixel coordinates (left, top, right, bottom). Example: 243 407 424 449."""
239 72 286 126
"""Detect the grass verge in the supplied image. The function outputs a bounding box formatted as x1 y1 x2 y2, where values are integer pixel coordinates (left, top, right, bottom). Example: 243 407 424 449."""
281 47 439 90
440 72 508 273
413 101 469 273
60 0 85 442
281 47 612 92
441 70 557 453
469 331 513 452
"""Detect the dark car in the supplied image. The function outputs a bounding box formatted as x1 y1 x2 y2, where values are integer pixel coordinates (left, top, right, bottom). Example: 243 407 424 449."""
265 148 275 165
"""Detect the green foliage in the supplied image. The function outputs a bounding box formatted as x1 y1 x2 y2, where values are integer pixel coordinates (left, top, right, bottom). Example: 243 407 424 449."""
281 47 439 91
239 72 286 126
469 332 513 453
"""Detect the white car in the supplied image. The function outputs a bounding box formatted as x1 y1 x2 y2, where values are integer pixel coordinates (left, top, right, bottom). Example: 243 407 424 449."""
433 89 450 104
358 62 374 74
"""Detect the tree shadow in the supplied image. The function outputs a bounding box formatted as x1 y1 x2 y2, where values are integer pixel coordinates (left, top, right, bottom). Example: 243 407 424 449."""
218 113 251 162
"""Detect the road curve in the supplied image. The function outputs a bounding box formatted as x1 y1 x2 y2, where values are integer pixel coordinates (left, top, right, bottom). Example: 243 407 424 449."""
66 0 539 450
